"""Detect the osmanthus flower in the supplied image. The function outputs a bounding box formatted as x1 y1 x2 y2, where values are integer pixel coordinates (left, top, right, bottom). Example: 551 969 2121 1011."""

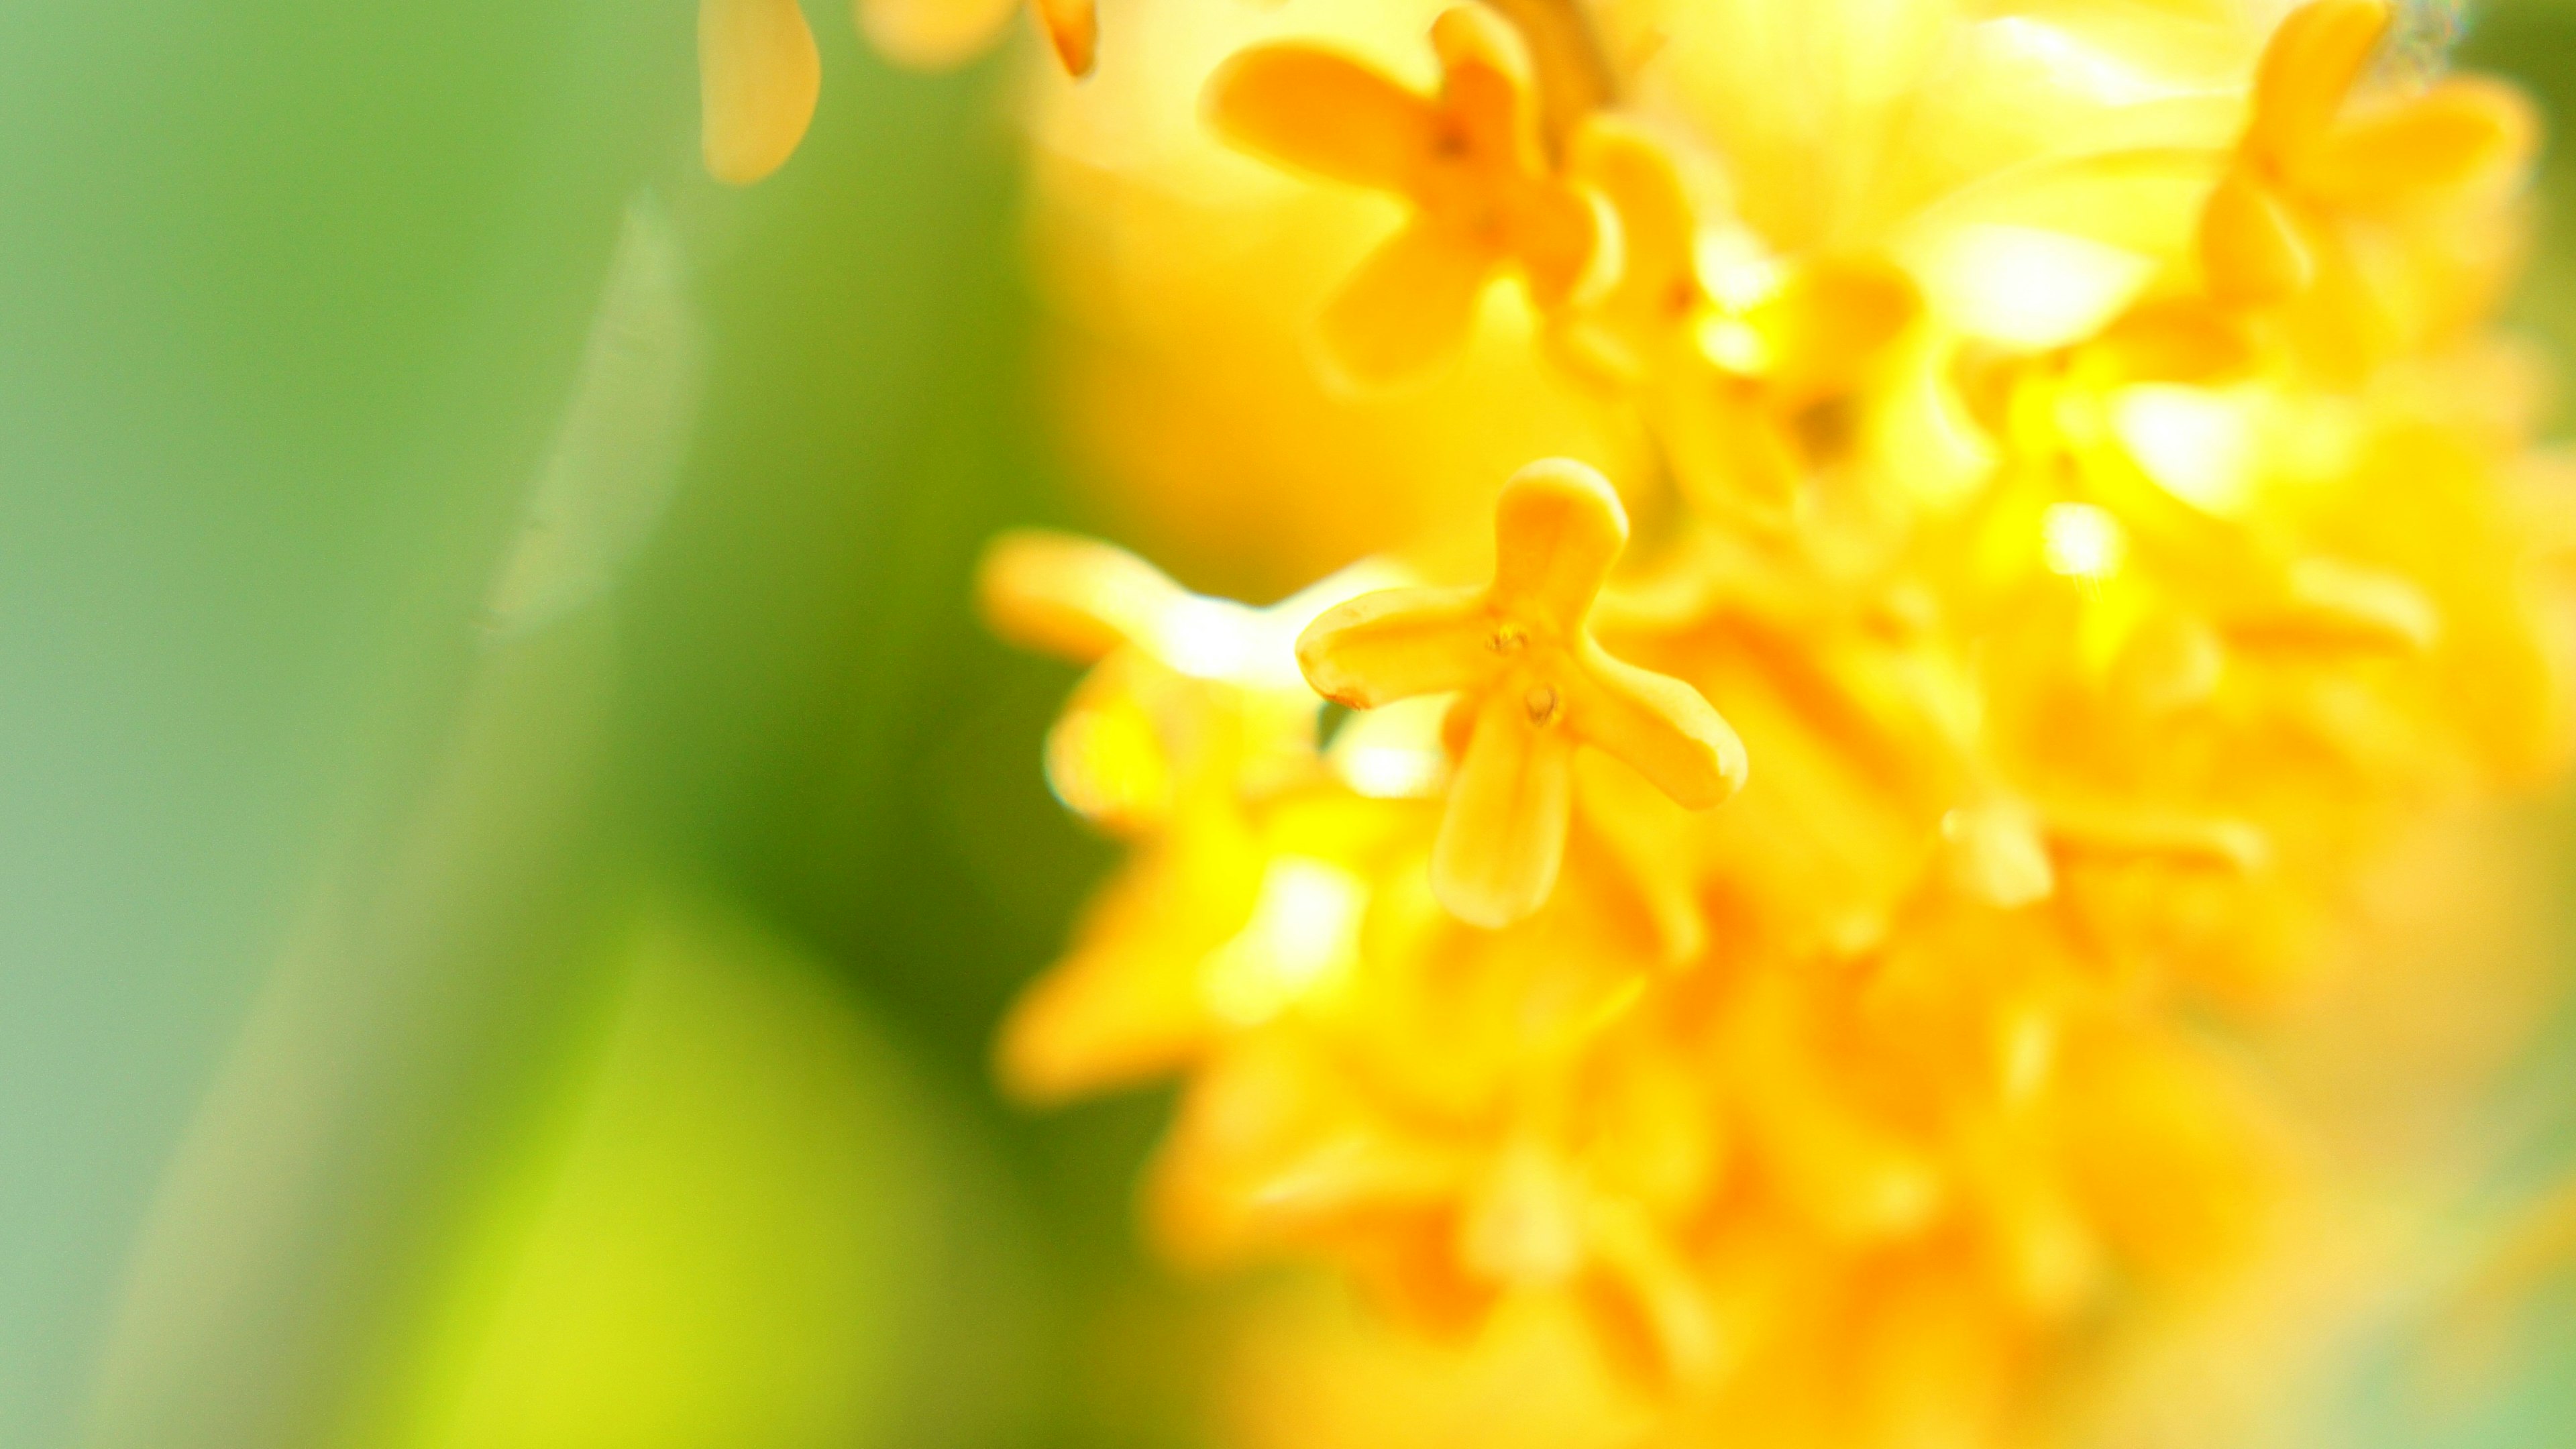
696 0 1098 184
953 0 2576 1444
977 529 1425 1096
1559 119 1920 524
699 0 822 186
1205 7 1619 386
2197 0 2534 350
1295 460 1746 927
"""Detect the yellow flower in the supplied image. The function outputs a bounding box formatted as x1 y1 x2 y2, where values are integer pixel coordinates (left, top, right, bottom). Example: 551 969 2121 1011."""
977 528 1425 1099
1297 460 1745 926
698 0 1099 184
698 0 821 186
977 527 1403 831
1205 7 1616 385
2198 0 2533 315
1563 119 1919 523
970 0 2576 1443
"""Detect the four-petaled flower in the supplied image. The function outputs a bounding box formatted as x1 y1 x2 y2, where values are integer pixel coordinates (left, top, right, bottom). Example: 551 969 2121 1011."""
699 0 1098 186
976 528 1401 833
1297 460 1746 928
1205 7 1615 386
2198 0 2532 310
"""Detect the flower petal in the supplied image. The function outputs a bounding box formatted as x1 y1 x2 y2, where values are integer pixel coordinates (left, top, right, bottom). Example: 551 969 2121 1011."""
1756 257 1919 407
1032 0 1097 76
2249 0 2388 163
1429 4 1530 103
854 0 1018 71
1297 585 1493 709
1572 117 1696 313
2091 298 2257 386
1316 220 1495 386
1566 641 1746 810
1433 688 1578 927
699 0 822 185
1204 45 1441 193
997 820 1264 1103
1492 459 1628 631
2197 171 2312 307
2296 78 2536 208
976 529 1185 661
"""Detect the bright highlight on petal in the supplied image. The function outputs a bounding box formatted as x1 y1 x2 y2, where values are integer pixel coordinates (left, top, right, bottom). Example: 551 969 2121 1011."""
1916 224 2153 349
2041 500 2127 580
2110 383 2259 516
1202 858 1367 1025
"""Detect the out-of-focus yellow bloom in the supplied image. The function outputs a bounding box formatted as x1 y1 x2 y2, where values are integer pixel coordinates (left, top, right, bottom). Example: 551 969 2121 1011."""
977 529 1404 833
976 0 2576 1444
1206 7 1616 385
699 0 822 186
1298 460 1744 925
979 529 1421 1098
1562 119 1919 523
697 0 1098 184
2198 0 2534 360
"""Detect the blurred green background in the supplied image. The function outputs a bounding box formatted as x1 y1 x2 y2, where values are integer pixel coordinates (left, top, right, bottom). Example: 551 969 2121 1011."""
7 3 2576 1448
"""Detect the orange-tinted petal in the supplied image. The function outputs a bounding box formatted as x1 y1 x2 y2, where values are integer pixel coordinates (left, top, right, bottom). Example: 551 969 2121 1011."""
2248 0 2389 164
1434 687 1578 927
2045 804 2270 873
1571 118 1695 305
1428 4 1528 100
976 529 1185 662
1492 460 1629 631
699 0 822 185
1517 181 1617 310
1316 220 1495 386
1204 45 1441 193
2092 298 2258 385
1297 585 1493 709
2297 78 2537 208
1032 0 1097 76
1566 641 1746 810
1757 258 1920 407
853 0 1017 70
2229 556 2440 653
2198 171 2313 307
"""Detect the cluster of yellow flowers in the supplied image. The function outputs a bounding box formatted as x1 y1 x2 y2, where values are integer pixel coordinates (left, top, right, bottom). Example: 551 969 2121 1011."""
716 0 2576 1442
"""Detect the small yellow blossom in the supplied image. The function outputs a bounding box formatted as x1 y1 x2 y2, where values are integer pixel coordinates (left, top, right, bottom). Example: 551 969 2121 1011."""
978 528 1403 830
698 0 822 186
2198 0 2533 319
1206 7 1616 385
1563 119 1919 522
1297 460 1745 926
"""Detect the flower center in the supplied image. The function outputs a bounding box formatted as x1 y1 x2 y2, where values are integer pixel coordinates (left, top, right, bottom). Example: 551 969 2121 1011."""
1523 682 1561 727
